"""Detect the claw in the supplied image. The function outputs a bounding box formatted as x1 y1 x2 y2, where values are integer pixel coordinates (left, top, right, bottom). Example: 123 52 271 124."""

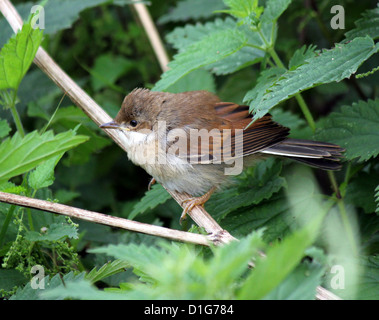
178 187 217 224
148 178 156 190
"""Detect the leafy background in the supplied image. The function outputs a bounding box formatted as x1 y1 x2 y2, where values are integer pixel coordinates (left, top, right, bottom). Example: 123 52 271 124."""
0 0 379 300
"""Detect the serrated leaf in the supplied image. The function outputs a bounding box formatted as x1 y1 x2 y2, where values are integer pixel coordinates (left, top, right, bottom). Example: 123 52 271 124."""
206 159 286 220
261 0 292 22
165 69 216 94
0 21 43 90
85 259 130 283
0 119 11 138
158 0 225 24
345 4 379 41
166 18 264 75
154 28 247 91
238 210 326 299
10 272 86 300
247 37 379 119
263 262 324 300
28 154 63 190
315 99 379 162
0 269 27 291
220 0 263 19
25 222 78 241
345 171 378 213
128 184 171 219
288 45 318 69
0 130 89 181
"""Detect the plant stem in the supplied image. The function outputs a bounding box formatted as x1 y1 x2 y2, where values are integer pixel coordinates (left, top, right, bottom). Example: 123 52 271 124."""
0 205 16 248
9 90 25 137
266 44 316 132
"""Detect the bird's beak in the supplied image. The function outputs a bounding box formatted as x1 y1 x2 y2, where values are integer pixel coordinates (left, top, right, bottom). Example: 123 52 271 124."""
99 121 120 129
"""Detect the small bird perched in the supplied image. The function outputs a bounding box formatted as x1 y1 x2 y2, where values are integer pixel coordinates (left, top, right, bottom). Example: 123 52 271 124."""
100 88 344 221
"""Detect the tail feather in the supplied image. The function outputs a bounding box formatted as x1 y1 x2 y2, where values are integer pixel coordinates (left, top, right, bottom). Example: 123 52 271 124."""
261 139 344 171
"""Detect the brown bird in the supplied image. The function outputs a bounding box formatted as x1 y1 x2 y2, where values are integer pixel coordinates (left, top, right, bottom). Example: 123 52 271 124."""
100 88 344 221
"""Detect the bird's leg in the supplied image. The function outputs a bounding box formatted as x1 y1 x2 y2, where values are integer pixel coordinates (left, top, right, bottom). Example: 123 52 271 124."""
180 186 217 224
148 177 156 190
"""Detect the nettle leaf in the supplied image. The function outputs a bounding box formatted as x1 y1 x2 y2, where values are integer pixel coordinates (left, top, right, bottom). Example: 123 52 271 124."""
166 18 264 75
206 159 286 221
11 272 86 300
0 119 11 138
85 259 130 284
25 222 78 242
238 210 326 299
154 29 247 91
28 154 63 190
345 3 379 41
261 0 292 23
0 21 43 90
220 0 263 19
345 171 378 214
128 184 171 219
315 99 379 162
247 37 379 119
0 130 89 181
288 45 318 70
158 0 225 24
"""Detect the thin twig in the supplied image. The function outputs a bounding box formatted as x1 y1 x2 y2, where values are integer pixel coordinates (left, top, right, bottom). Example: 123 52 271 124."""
0 192 209 246
131 1 170 72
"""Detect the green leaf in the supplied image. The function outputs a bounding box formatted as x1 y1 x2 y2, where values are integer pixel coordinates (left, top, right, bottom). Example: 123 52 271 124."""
345 171 378 214
315 99 379 162
25 222 78 241
90 54 134 91
220 0 263 19
0 269 27 291
165 69 216 94
238 211 326 299
85 259 130 284
261 0 292 23
263 261 324 300
10 272 86 300
288 45 318 69
247 37 379 119
206 159 286 220
0 21 43 90
158 0 225 23
129 184 171 219
375 185 379 214
28 154 63 190
166 18 264 75
0 119 11 138
345 3 379 41
349 256 379 300
0 130 89 181
153 28 247 91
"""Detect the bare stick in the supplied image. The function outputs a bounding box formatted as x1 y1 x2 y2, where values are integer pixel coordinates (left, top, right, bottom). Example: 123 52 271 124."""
0 192 209 246
132 1 170 72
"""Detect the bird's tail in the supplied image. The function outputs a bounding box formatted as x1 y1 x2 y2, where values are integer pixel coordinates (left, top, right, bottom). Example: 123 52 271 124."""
260 139 344 170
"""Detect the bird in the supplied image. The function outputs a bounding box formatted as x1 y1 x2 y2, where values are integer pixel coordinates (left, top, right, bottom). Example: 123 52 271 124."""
100 88 344 222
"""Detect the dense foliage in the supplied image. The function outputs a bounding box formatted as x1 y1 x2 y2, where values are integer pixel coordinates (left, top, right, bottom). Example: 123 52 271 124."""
0 0 379 300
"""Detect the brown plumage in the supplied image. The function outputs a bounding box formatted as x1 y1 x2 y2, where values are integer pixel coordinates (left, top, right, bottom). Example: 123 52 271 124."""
100 88 344 220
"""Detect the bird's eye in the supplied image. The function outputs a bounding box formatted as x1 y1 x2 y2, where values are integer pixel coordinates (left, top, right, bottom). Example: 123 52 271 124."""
130 120 138 127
